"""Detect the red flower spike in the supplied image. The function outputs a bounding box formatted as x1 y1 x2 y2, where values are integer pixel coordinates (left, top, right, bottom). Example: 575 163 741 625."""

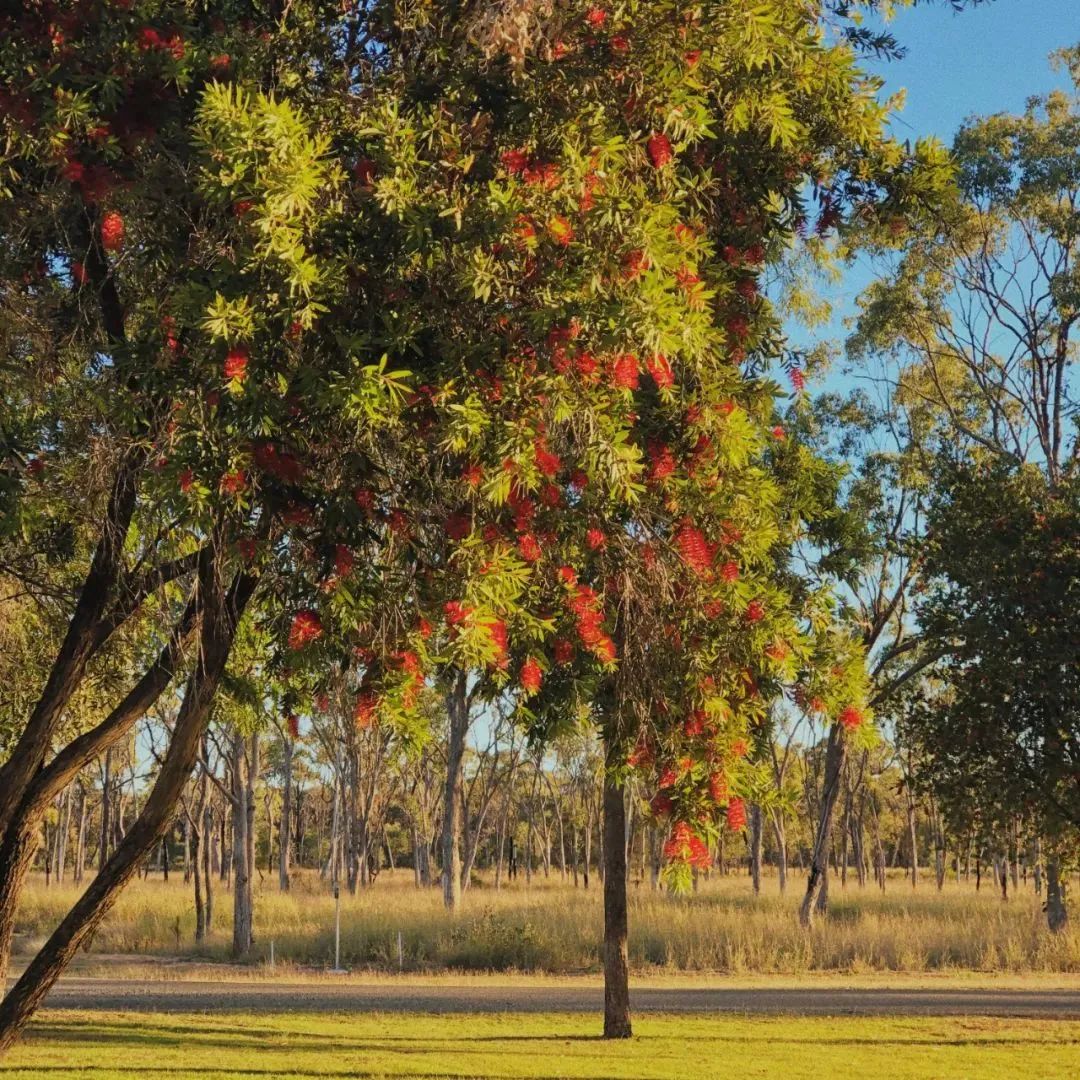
647 133 673 169
521 656 543 695
586 527 606 551
288 610 323 650
726 797 747 831
518 533 543 563
839 705 863 731
224 345 249 382
612 353 639 389
645 353 674 388
286 714 301 740
99 211 124 252
745 598 765 623
553 639 574 664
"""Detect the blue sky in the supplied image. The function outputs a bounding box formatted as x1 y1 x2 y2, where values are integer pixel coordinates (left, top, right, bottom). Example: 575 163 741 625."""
867 0 1075 141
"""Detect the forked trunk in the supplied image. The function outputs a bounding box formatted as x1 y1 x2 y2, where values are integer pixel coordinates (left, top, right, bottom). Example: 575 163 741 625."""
0 570 253 1055
799 723 847 928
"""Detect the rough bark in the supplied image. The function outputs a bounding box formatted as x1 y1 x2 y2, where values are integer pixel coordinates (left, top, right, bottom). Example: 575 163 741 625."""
799 723 847 928
749 803 763 895
279 735 293 891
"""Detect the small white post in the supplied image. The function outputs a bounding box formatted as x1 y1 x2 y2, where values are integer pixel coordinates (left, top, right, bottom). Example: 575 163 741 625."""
334 884 341 971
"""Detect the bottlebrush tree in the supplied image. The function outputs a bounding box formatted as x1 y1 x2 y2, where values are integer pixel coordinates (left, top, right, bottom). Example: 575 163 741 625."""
0 0 949 1053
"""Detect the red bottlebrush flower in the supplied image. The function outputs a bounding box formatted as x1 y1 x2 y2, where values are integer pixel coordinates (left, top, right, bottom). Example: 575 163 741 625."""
647 133 673 169
138 26 162 50
518 532 543 563
586 527 606 551
788 368 805 391
645 352 674 388
659 764 679 789
730 738 749 759
703 598 724 620
353 487 376 512
684 49 702 67
771 425 785 440
288 609 323 650
765 639 789 661
726 314 749 342
594 635 617 663
611 33 630 53
462 462 484 488
684 710 706 737
586 6 607 28
648 441 676 482
232 199 253 216
612 353 639 389
525 162 561 189
286 714 301 740
501 148 529 175
809 696 825 714
354 692 378 729
220 469 246 495
708 771 728 803
687 834 711 869
553 638 574 664
209 53 232 74
736 277 758 301
676 521 712 576
627 737 654 768
389 509 410 536
179 469 194 494
622 249 649 280
650 792 673 817
513 215 536 245
720 560 739 583
417 617 433 640
838 705 863 731
558 565 578 586
334 545 354 577
726 796 747 831
353 158 377 187
444 600 472 626
61 157 85 185
445 511 472 540
71 261 89 286
547 215 574 246
485 619 509 666
26 457 45 478
520 656 543 695
745 243 765 264
745 598 765 623
236 537 258 563
534 437 561 477
224 345 249 382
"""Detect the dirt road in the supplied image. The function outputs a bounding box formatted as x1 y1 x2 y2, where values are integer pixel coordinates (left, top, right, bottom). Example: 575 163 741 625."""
33 977 1080 1018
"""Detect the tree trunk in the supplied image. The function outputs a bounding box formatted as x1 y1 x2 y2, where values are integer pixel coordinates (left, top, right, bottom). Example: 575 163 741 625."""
99 749 112 869
771 810 787 894
0 569 253 1055
749 803 763 896
73 784 87 885
799 723 847 927
441 670 468 913
230 732 254 960
1045 859 1068 932
279 736 293 891
602 739 631 1039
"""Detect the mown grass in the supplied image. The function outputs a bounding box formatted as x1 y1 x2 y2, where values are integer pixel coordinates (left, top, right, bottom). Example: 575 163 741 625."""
15 869 1080 974
4 1009 1079 1079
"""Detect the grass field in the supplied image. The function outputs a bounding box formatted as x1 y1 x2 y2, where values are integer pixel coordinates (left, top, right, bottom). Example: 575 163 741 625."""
15 869 1080 975
4 1009 1078 1079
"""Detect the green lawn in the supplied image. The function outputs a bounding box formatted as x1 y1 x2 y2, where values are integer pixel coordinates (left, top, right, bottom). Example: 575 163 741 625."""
4 1010 1080 1079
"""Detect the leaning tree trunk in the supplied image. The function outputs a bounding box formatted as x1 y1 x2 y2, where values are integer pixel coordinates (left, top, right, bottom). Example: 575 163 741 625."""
602 737 631 1039
0 570 253 1055
799 723 847 928
440 669 469 913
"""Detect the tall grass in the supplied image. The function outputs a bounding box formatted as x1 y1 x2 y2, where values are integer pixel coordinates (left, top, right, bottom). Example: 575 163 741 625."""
14 869 1080 974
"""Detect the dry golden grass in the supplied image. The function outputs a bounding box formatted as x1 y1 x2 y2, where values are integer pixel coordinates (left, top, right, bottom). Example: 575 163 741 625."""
15 868 1080 975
